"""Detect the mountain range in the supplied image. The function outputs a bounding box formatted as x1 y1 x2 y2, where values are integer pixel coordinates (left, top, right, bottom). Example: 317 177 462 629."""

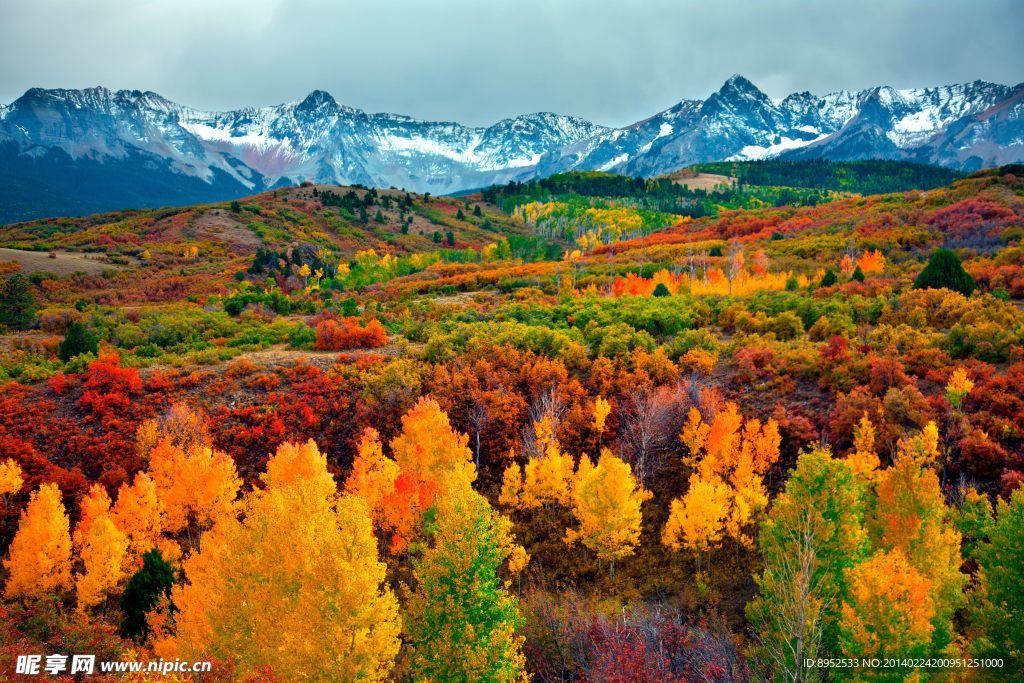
1 75 1022 223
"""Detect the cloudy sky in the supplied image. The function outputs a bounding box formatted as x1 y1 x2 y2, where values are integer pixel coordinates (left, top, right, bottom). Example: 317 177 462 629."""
1 0 1021 127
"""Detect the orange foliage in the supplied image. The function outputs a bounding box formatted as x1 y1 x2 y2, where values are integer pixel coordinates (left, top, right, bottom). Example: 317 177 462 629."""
315 317 389 351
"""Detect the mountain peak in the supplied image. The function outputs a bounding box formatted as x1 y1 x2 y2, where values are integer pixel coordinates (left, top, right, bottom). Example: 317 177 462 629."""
296 90 338 112
721 74 762 95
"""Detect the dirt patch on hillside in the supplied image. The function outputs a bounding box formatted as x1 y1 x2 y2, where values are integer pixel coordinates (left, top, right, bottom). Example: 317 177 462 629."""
666 172 737 191
191 210 262 254
0 247 124 275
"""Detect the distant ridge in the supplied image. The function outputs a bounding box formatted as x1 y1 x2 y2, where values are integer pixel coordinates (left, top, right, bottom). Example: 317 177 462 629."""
1 76 1022 222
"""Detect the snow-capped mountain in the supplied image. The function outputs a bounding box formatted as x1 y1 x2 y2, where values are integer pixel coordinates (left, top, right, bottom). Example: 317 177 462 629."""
1 75 1022 222
540 75 1024 177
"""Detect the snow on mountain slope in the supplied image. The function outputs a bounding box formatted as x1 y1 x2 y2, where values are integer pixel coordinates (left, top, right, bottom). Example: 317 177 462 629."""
1 76 1022 222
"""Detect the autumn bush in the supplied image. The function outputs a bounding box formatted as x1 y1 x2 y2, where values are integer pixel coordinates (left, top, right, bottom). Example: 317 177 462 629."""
314 316 388 350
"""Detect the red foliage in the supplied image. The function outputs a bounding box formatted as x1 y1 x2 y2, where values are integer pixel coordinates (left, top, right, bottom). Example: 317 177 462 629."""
314 317 388 351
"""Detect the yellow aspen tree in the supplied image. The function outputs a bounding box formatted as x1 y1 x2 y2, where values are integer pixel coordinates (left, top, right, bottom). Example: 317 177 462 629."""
847 412 880 477
0 458 23 505
344 428 399 522
148 439 240 543
111 472 163 569
76 515 128 612
499 461 523 508
667 402 781 551
73 483 112 551
390 396 476 489
869 452 965 654
662 475 731 555
565 449 651 575
945 367 974 410
3 483 72 600
520 418 574 508
135 402 211 462
381 397 477 551
592 396 611 446
839 550 936 661
167 440 401 681
896 421 941 466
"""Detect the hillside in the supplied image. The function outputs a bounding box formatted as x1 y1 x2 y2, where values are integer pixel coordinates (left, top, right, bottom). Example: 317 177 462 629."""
1 164 1023 680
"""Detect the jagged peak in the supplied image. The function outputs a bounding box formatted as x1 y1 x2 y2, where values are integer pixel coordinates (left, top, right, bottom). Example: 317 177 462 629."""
296 90 338 111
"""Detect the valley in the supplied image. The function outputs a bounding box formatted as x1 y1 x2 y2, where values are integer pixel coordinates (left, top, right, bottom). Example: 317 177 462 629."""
1 159 1023 679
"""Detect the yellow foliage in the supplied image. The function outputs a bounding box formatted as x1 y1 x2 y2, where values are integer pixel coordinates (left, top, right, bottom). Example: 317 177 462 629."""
565 449 651 564
390 396 476 491
521 423 574 508
945 367 974 410
3 483 72 600
148 440 240 539
499 462 523 508
112 472 163 569
840 550 936 661
73 484 112 552
344 428 399 520
76 515 128 611
896 421 941 465
0 458 24 499
662 476 731 553
847 412 881 477
667 402 781 551
592 396 611 434
166 441 401 681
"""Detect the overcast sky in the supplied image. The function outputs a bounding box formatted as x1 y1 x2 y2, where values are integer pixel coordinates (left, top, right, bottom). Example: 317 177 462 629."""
1 0 1021 127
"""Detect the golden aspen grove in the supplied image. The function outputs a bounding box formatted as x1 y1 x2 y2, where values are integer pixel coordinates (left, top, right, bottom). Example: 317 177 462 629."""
1 7 1024 671
3 159 1023 680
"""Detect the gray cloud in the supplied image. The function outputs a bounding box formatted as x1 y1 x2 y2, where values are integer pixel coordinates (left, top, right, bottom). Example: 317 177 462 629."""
1 0 1021 127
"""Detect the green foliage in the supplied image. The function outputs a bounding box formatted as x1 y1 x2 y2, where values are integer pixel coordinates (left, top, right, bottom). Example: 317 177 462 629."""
819 269 838 288
406 487 525 683
971 489 1024 674
120 549 175 640
694 159 963 194
59 321 99 362
0 274 38 330
652 282 671 297
913 248 975 296
746 448 869 680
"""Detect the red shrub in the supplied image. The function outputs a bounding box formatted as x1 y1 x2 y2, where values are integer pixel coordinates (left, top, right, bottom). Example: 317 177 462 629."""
314 317 388 351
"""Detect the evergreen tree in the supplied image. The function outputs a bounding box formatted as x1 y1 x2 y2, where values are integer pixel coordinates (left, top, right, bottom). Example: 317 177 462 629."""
0 274 37 330
120 549 175 640
473 205 482 217
456 208 466 220
851 265 865 282
820 269 838 288
446 230 456 246
652 282 671 297
913 248 974 296
230 200 241 213
59 321 99 362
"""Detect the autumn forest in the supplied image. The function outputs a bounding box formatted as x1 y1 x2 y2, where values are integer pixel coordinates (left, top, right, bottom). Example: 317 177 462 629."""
1 161 1023 681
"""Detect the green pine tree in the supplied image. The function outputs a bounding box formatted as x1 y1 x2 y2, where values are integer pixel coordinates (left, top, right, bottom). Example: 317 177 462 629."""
0 274 37 330
120 549 176 640
59 321 99 362
913 248 974 296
